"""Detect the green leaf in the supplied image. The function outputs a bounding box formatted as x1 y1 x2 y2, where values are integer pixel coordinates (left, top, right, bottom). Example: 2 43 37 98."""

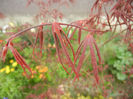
116 73 127 81
45 73 52 81
113 60 123 71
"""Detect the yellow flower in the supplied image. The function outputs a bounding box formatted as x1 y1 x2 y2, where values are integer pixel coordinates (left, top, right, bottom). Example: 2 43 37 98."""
11 68 15 72
6 69 10 74
39 67 48 73
5 66 10 74
108 97 113 99
6 65 9 68
0 68 6 73
9 59 14 64
9 22 15 27
53 44 56 48
12 62 17 67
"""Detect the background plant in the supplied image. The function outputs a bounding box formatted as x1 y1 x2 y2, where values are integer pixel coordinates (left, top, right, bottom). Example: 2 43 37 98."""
0 0 133 98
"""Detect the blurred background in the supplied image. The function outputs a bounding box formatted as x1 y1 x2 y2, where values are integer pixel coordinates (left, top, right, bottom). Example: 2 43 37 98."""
0 0 95 26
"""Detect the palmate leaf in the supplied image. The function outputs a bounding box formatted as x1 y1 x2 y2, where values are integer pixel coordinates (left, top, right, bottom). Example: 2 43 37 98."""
52 22 78 77
74 40 87 81
87 35 100 84
33 24 44 56
74 34 101 83
92 0 133 42
2 42 32 78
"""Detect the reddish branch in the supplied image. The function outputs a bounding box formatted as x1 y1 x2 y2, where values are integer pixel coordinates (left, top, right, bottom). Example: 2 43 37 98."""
2 22 102 84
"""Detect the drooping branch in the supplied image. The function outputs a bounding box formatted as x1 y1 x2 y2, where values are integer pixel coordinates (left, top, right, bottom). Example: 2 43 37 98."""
2 22 102 84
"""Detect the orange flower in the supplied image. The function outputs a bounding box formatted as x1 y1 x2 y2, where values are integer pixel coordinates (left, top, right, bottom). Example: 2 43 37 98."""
22 72 26 76
39 67 48 73
39 74 43 79
36 65 41 70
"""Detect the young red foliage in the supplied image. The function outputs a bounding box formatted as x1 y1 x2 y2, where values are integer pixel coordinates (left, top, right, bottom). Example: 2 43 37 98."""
2 22 102 84
1 44 8 62
26 0 75 21
2 42 32 78
33 23 44 56
74 34 101 83
91 0 133 39
52 22 78 76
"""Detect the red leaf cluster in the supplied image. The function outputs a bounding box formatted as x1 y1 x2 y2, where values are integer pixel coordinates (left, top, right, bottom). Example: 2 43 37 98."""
2 22 102 84
91 0 133 38
2 42 32 78
26 0 75 21
33 23 44 56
